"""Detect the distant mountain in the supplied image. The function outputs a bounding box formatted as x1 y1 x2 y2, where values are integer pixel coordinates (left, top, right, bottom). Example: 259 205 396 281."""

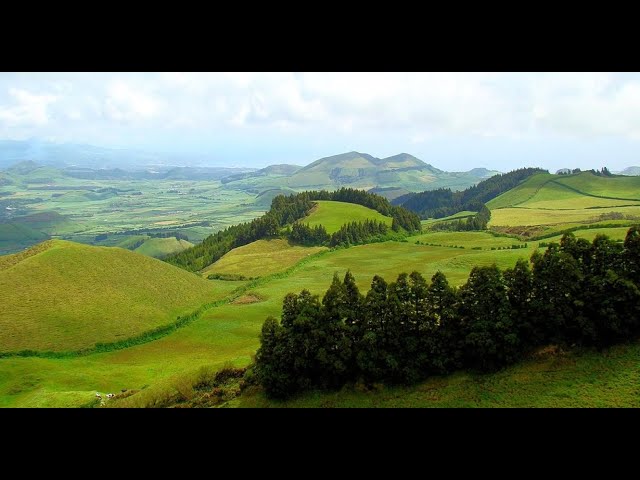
0 139 233 170
260 164 302 175
5 160 41 175
377 153 443 173
464 167 500 178
221 164 300 184
618 166 640 176
367 186 412 201
222 151 497 193
2 161 255 182
556 168 572 175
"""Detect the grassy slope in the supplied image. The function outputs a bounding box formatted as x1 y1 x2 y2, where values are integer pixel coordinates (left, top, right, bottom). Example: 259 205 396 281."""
421 211 477 226
134 237 194 258
236 342 640 408
202 239 326 279
487 173 555 210
302 200 393 233
0 240 220 352
488 173 640 227
490 206 640 227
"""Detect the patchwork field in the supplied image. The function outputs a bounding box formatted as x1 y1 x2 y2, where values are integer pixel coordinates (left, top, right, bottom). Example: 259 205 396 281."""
302 200 393 233
0 173 268 255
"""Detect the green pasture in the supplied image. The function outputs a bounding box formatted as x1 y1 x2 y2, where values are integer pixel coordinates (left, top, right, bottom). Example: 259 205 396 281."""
302 200 393 233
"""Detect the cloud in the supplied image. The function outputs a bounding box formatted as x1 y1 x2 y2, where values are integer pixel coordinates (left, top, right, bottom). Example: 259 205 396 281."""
102 80 163 123
2 72 640 158
0 88 58 127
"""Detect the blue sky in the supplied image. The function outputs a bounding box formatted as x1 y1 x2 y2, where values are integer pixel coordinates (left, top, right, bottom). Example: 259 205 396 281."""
1 72 639 171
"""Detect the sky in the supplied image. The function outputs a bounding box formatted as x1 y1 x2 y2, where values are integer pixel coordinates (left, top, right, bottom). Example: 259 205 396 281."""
0 72 639 171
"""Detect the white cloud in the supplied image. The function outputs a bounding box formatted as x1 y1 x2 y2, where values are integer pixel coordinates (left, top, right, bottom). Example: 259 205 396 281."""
103 80 163 122
3 72 640 152
0 88 58 127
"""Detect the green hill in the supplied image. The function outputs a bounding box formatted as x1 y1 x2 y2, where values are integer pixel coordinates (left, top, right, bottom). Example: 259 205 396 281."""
134 237 194 258
302 200 393 233
619 166 640 176
487 172 640 229
0 222 49 254
0 240 219 353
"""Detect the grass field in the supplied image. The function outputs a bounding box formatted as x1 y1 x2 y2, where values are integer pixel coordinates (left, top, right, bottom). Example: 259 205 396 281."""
202 239 326 279
0 240 223 352
421 211 476 226
412 231 526 249
489 206 640 227
302 200 393 233
134 237 194 258
235 342 640 408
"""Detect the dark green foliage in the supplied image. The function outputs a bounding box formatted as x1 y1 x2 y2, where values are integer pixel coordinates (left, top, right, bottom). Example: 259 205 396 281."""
329 219 390 247
459 266 519 371
431 204 491 231
289 222 330 246
396 167 547 218
255 227 640 399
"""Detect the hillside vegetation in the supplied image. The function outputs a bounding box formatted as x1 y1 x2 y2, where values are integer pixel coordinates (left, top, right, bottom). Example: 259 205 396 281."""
0 240 219 352
165 188 420 272
302 201 393 233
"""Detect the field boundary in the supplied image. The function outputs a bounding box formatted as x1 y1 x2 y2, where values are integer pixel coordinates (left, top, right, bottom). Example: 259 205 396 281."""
550 179 640 202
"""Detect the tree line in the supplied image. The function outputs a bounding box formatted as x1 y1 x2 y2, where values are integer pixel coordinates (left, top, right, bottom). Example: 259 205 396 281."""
254 227 640 399
430 205 491 232
165 188 421 271
287 219 394 248
395 168 547 219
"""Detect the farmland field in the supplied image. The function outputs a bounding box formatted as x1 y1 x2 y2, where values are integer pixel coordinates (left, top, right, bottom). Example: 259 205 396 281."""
0 174 268 255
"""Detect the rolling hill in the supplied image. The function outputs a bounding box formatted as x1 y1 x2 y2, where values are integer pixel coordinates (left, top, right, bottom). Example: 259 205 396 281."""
487 171 640 232
134 237 194 258
301 200 393 233
0 240 219 353
618 166 640 176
